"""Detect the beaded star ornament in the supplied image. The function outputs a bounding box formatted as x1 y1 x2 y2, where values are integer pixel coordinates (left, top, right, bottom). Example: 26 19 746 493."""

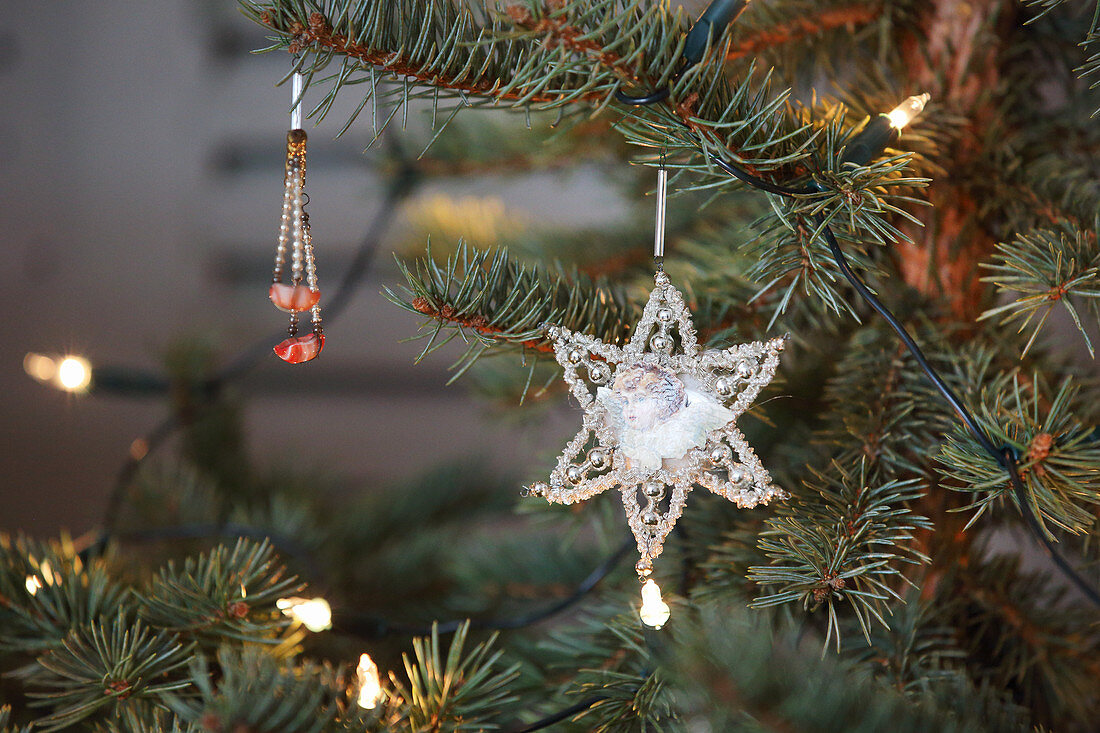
270 71 324 364
526 165 787 620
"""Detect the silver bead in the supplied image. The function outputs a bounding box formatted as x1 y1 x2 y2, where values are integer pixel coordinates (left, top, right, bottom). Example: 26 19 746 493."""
636 559 653 577
524 482 549 498
656 307 673 322
728 467 746 485
710 444 733 464
567 349 585 365
654 271 670 286
715 377 733 397
565 466 583 484
588 449 608 469
650 334 670 352
589 362 611 384
736 360 754 378
644 481 664 498
642 511 660 526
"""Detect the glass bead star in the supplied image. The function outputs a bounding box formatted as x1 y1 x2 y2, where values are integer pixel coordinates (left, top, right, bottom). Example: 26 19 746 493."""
527 270 787 576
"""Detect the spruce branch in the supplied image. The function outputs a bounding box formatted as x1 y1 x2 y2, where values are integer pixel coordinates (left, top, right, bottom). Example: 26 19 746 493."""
937 551 1100 727
669 598 1031 732
844 593 966 696
384 242 636 383
389 621 519 731
725 2 882 62
0 706 31 733
937 372 1100 537
89 705 199 733
817 323 972 478
166 647 346 733
979 226 1100 356
531 610 669 730
138 539 303 648
748 460 931 650
24 612 194 732
0 534 129 655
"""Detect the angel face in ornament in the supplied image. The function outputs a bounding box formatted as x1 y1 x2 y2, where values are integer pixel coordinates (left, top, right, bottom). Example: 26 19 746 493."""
597 363 734 471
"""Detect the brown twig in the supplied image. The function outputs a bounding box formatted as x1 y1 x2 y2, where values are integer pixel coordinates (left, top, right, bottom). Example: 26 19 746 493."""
410 297 556 354
262 11 607 106
725 4 881 62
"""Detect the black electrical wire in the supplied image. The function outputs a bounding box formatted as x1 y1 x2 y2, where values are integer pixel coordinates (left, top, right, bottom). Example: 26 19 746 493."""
334 537 634 639
505 696 609 733
78 521 326 582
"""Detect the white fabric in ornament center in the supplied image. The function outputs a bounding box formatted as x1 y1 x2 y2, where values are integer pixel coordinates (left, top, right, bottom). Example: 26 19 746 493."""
597 362 733 471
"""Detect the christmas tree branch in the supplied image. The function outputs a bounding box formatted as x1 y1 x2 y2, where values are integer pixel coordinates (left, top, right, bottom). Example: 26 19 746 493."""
384 243 637 381
258 9 605 107
725 2 881 61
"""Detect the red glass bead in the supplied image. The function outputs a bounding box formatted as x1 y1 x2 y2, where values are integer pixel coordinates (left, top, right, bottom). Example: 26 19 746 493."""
269 283 321 312
273 333 324 364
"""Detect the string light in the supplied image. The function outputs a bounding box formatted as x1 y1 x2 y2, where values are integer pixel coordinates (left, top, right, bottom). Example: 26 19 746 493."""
24 353 92 392
839 93 932 168
887 93 931 130
24 560 59 596
57 357 91 391
276 596 332 632
638 579 671 629
356 653 383 709
23 353 56 383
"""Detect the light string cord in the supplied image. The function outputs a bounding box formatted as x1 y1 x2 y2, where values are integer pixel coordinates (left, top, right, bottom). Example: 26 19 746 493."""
334 536 635 639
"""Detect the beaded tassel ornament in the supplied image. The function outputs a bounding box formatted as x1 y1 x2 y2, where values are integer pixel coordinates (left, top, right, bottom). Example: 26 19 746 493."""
270 71 324 364
526 164 787 626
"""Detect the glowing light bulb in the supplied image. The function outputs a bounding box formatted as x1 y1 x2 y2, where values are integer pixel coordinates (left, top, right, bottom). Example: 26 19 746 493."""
276 596 332 632
40 560 56 586
25 352 92 392
53 356 92 392
23 353 57 383
639 579 671 629
887 93 931 130
356 653 383 709
25 575 43 595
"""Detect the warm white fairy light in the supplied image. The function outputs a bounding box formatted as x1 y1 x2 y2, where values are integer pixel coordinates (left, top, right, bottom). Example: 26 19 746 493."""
57 356 92 391
27 353 93 392
639 579 671 629
276 596 332 632
23 353 57 383
356 653 383 709
25 560 59 596
887 93 931 130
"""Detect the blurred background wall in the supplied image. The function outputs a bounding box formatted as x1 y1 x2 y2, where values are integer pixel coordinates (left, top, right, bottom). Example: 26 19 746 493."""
0 1 634 535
